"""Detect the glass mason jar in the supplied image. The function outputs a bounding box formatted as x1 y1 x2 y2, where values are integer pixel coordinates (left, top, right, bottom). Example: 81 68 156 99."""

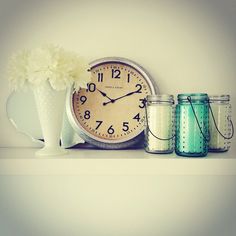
144 94 175 154
175 93 209 157
209 95 234 152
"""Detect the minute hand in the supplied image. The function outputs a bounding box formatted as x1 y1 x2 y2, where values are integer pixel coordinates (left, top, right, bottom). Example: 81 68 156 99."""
103 90 139 106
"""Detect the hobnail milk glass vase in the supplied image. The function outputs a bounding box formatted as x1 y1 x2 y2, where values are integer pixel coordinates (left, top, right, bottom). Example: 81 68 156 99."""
33 80 68 156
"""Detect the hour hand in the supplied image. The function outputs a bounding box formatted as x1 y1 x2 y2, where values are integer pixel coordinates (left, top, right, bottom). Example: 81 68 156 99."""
97 89 114 102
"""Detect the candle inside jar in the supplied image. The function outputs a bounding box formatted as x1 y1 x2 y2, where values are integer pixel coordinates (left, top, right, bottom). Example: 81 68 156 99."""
146 104 174 152
209 104 231 150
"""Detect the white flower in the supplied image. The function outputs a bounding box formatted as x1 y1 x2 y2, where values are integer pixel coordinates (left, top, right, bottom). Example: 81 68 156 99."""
7 44 91 91
27 45 58 85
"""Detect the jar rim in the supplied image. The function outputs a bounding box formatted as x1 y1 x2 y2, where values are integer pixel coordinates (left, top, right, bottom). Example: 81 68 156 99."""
208 94 230 101
147 94 174 103
178 93 208 101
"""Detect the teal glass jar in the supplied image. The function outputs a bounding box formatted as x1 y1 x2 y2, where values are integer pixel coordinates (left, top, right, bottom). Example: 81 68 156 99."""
175 93 209 157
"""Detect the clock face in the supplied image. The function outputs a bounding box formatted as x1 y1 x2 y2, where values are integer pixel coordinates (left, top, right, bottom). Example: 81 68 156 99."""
68 58 157 148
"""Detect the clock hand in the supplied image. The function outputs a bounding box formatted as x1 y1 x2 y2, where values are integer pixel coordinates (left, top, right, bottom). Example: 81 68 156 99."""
103 89 140 106
97 89 114 102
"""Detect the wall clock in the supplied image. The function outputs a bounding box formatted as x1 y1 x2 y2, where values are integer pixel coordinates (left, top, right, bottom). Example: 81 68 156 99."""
66 57 158 149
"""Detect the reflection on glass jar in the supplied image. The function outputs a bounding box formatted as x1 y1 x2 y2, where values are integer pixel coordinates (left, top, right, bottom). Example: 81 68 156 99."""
175 93 209 157
144 94 175 154
209 95 234 152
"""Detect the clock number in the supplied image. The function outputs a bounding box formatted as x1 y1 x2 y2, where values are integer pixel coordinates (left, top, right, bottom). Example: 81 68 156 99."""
139 98 146 108
84 110 91 120
98 73 103 82
112 69 121 79
127 74 131 83
133 113 141 122
80 96 87 105
95 120 103 130
107 125 115 134
122 122 129 132
136 84 142 93
86 83 96 92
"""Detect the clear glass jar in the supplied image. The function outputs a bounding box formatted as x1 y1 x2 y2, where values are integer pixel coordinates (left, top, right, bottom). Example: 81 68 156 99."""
209 95 234 152
175 93 209 157
144 94 175 154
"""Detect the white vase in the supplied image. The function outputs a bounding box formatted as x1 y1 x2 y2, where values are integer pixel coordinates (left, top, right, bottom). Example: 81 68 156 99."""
33 81 68 156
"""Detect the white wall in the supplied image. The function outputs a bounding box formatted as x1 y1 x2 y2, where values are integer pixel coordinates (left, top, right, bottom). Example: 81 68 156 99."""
0 0 236 147
1 2 236 236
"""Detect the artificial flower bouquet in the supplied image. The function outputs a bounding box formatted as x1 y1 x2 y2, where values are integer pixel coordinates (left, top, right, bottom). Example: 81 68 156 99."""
7 44 91 156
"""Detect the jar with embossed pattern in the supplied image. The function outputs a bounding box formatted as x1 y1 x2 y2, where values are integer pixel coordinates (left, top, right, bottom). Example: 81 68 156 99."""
144 95 175 154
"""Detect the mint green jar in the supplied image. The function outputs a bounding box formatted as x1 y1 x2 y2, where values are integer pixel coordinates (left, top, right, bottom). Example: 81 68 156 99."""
175 93 209 157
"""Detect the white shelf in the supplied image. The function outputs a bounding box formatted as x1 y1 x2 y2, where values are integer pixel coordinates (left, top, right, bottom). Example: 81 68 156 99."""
0 147 236 176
